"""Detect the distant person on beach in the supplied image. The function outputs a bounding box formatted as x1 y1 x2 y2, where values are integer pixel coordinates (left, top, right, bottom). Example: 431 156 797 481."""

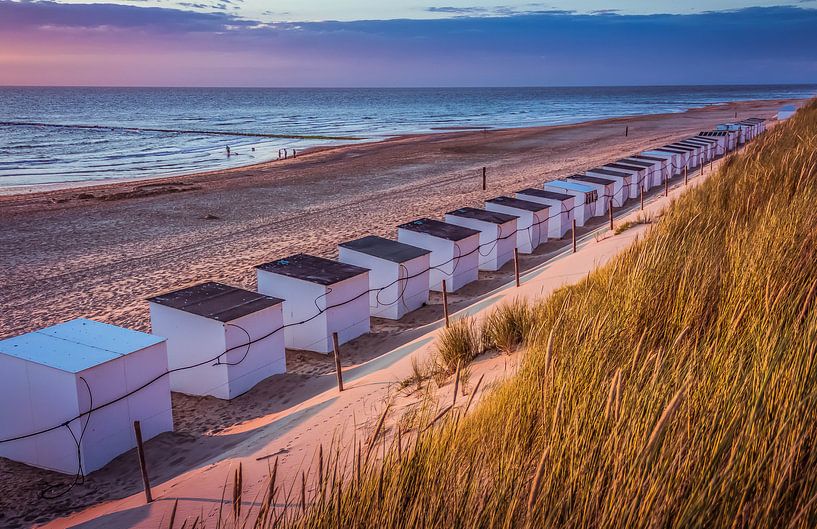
226 145 231 156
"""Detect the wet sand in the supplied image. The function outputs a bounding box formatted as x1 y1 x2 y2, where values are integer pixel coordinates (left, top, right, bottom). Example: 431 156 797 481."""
0 98 798 528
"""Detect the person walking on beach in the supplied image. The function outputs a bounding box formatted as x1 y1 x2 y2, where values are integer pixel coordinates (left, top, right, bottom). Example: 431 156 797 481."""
226 145 231 156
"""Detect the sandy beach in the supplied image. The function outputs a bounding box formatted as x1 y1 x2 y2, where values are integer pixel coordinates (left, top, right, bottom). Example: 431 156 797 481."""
0 98 796 340
0 97 799 528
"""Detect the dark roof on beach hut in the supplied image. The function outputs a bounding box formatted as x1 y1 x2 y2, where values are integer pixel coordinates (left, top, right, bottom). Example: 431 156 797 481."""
148 282 283 322
517 188 573 201
397 218 481 242
486 196 550 212
631 154 666 162
446 207 518 224
569 174 615 186
256 254 369 286
618 158 655 168
606 162 648 172
339 235 430 264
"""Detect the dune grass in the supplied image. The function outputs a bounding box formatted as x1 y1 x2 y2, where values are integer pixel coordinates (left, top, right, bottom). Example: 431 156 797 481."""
196 101 817 528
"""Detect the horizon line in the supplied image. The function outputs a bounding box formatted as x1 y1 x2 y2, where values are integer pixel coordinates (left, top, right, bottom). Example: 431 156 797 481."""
2 82 817 90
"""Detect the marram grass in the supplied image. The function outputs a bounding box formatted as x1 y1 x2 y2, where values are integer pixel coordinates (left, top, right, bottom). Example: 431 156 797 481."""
198 101 817 528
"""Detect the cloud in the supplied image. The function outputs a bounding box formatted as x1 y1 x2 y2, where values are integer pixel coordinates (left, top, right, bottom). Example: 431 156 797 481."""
425 4 574 17
0 0 253 32
1 2 816 86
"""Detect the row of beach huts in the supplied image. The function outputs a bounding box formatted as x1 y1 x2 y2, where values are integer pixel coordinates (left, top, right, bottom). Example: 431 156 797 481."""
0 118 766 476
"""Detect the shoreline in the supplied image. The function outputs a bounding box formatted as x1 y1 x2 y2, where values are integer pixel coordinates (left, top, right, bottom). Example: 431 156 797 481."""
0 97 797 200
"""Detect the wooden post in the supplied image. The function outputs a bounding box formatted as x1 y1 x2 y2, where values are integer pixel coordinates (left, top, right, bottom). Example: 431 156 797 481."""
482 167 486 191
332 333 344 392
684 165 688 186
133 421 153 504
441 280 450 328
571 219 577 253
625 125 629 137
513 248 520 287
664 175 669 197
710 157 714 172
640 185 644 211
609 204 614 231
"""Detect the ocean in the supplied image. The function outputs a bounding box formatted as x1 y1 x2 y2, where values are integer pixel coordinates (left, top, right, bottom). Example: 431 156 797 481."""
1 85 815 189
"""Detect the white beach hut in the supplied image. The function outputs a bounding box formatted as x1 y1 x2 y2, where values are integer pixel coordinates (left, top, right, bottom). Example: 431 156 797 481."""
691 140 714 161
693 133 728 157
148 282 286 399
256 254 370 354
485 196 549 254
585 163 647 196
681 139 712 160
515 188 575 239
630 151 684 177
745 117 759 133
673 140 706 161
681 137 718 161
0 319 173 475
733 120 755 140
338 235 431 320
444 207 518 271
651 146 692 172
693 138 720 161
742 117 767 135
567 174 620 210
397 218 480 293
599 162 649 192
740 118 761 140
618 157 665 188
699 130 737 152
544 180 599 224
663 144 700 168
630 154 673 181
716 123 751 144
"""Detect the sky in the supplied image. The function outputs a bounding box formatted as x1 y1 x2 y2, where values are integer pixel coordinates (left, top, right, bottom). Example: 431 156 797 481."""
1 0 817 86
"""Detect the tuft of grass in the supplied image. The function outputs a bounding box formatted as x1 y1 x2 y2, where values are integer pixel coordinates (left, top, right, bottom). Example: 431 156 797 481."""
434 317 483 375
482 299 534 354
397 356 429 393
614 212 652 235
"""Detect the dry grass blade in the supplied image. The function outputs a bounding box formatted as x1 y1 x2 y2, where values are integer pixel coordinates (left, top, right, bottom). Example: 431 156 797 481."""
463 373 486 416
422 405 453 432
527 445 551 512
365 404 391 465
641 385 686 460
168 499 178 529
232 462 243 521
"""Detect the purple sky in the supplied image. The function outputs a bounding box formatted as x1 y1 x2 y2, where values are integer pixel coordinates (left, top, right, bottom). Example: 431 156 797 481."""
2 1 817 86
